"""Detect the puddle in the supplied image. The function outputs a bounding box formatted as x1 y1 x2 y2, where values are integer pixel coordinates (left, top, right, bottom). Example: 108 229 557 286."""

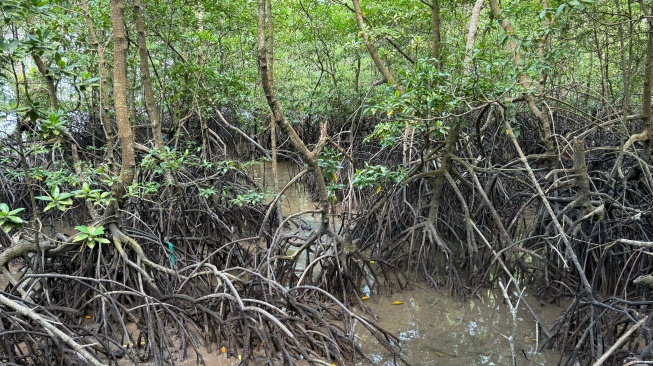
356 286 563 366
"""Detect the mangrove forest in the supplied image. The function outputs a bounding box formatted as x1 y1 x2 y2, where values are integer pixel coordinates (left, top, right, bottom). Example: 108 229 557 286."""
1 0 653 365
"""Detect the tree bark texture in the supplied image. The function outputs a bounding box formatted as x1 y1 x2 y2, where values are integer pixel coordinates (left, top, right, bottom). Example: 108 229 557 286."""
110 0 136 200
133 0 164 150
31 53 59 108
431 0 441 60
642 11 653 161
463 0 484 74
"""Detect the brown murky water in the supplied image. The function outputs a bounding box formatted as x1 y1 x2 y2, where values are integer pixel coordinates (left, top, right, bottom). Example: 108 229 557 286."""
356 286 563 366
247 161 315 218
251 161 564 365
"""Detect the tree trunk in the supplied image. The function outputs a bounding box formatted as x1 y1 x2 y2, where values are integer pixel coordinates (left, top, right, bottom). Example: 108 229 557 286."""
257 0 330 229
463 0 484 74
613 4 653 175
110 0 136 201
266 0 282 226
351 0 395 85
615 0 632 119
80 0 115 170
133 0 164 150
641 15 653 161
431 0 441 61
538 0 550 95
351 0 416 165
31 53 58 108
426 1 481 231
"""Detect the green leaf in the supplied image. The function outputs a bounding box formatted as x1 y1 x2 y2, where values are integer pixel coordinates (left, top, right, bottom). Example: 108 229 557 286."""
8 208 24 215
7 216 24 224
44 202 57 212
75 225 90 234
73 234 89 242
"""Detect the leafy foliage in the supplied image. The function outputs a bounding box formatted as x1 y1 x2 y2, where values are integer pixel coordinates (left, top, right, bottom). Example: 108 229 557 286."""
352 163 405 190
73 183 113 207
0 203 25 233
365 59 456 147
318 148 343 183
230 190 265 206
36 186 73 212
73 225 110 250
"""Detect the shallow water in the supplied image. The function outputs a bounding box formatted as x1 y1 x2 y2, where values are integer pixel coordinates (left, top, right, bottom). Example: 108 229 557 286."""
356 286 563 366
131 285 563 366
249 161 565 365
247 161 315 218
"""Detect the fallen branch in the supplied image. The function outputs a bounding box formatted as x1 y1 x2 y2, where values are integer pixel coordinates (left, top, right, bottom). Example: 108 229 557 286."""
0 293 105 366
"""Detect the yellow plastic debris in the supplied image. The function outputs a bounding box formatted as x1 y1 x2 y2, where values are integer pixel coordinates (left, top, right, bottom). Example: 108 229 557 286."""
391 300 404 305
84 315 91 319
361 295 369 300
369 260 376 264
221 346 227 353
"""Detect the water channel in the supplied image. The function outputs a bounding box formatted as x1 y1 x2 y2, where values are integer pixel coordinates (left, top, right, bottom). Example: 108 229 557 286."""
248 161 565 365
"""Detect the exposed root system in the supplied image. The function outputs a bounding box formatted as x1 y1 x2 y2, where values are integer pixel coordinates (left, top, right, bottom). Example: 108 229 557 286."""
3 102 653 366
0 142 402 365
